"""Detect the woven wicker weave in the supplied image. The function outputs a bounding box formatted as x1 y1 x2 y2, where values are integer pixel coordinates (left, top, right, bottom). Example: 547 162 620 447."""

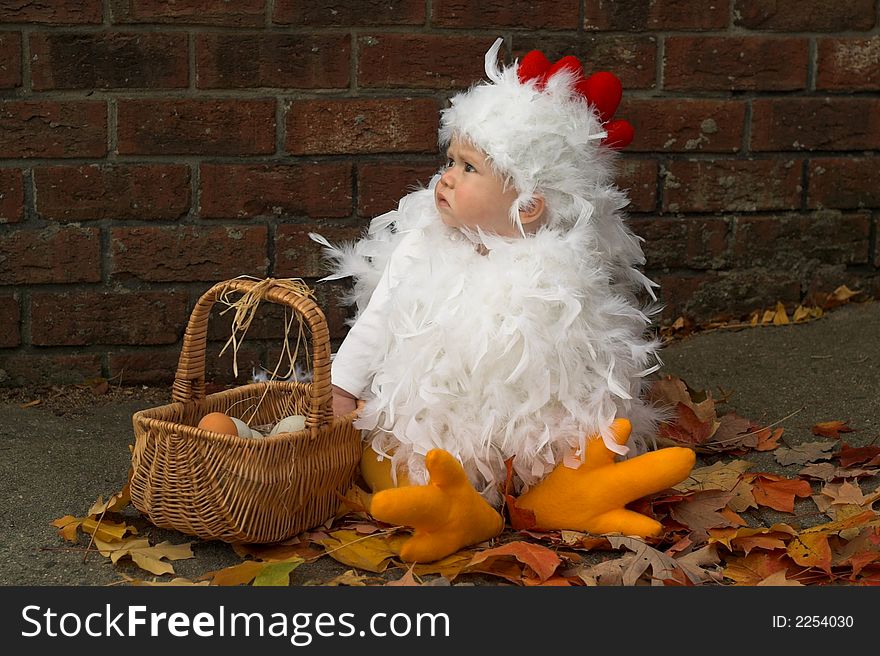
130 278 362 544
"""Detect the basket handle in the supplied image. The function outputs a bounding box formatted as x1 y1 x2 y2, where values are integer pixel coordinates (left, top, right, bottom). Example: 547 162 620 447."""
171 278 334 432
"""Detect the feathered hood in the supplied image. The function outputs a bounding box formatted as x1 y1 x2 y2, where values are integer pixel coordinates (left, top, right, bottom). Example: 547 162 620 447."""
439 38 634 233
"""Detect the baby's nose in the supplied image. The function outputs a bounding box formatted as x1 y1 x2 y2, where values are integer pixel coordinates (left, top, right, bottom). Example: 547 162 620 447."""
440 168 455 187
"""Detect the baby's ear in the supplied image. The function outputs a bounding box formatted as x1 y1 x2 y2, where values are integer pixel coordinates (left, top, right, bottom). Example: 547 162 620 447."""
519 194 546 225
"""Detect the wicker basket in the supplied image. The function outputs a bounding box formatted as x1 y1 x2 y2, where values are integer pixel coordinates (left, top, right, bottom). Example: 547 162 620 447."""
130 278 363 544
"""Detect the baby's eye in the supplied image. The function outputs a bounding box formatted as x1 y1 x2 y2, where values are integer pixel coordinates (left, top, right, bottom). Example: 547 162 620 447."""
464 162 476 172
445 158 454 168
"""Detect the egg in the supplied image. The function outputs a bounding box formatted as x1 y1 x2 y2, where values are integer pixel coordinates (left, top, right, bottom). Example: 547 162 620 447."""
269 414 306 436
197 412 238 436
229 416 253 439
249 428 264 438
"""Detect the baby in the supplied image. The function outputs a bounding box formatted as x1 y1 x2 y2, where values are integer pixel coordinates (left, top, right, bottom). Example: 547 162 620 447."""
313 39 694 562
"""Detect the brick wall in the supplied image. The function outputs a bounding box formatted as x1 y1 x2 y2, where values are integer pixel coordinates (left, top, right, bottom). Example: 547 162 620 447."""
1 0 878 387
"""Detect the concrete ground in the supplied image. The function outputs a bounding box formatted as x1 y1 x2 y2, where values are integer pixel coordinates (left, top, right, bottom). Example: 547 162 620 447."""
1 300 878 586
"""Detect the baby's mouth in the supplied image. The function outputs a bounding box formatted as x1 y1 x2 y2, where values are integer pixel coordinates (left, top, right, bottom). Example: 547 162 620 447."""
437 194 450 208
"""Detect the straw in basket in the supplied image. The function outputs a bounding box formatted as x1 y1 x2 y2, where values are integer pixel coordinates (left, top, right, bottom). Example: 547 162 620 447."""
130 278 362 544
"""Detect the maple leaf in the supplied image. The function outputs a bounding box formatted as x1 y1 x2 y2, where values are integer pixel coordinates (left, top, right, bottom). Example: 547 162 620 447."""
466 541 561 583
723 549 793 586
774 441 835 467
323 570 383 587
708 524 797 554
675 459 756 512
207 561 267 586
812 420 855 439
748 474 812 512
786 533 832 574
668 489 735 543
87 483 131 515
838 443 880 468
672 544 724 585
386 566 421 587
232 542 322 562
756 570 805 586
412 551 477 581
799 462 876 482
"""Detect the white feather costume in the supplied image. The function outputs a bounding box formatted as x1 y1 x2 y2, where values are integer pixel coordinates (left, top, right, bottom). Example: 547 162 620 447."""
312 39 663 505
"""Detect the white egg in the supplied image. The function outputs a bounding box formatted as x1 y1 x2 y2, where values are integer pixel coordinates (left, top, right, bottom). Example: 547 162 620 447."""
250 428 264 438
229 416 253 439
269 414 306 436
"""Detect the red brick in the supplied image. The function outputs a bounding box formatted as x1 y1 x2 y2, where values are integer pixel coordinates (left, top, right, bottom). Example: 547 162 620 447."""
512 35 658 90
0 101 106 158
0 168 24 223
732 212 870 268
653 269 802 322
35 164 190 221
808 158 880 209
0 354 102 386
359 34 495 89
197 33 350 89
275 223 367 279
200 163 352 219
663 159 802 213
665 37 808 92
110 225 269 282
286 98 438 155
30 32 188 90
616 158 657 213
0 0 101 24
111 0 265 26
109 345 262 386
733 0 875 31
274 0 424 25
632 216 729 270
0 32 21 88
0 294 20 347
434 0 579 29
817 37 880 91
205 302 292 342
357 162 440 217
0 226 101 284
585 0 729 31
751 98 880 152
31 290 190 346
623 99 745 153
117 99 275 155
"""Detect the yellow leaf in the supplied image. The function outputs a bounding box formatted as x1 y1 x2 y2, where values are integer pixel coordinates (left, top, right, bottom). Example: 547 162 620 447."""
411 551 475 580
209 561 267 586
830 285 858 303
756 570 805 586
772 302 789 325
761 309 775 324
252 559 304 587
51 515 82 543
134 577 211 587
787 533 832 573
95 536 149 560
87 483 131 516
675 459 753 493
130 551 175 576
80 517 133 542
318 530 408 573
323 570 378 586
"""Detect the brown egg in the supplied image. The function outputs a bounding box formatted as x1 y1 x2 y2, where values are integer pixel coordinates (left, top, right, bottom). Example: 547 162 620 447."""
197 412 238 436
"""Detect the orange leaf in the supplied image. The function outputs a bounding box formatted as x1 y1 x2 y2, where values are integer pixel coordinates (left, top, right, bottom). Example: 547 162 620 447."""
208 561 267 586
467 541 560 582
505 494 537 530
754 427 784 452
723 550 791 586
749 474 812 512
812 420 855 439
787 533 832 574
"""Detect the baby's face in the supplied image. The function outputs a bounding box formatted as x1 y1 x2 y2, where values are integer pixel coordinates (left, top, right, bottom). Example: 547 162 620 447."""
435 137 520 237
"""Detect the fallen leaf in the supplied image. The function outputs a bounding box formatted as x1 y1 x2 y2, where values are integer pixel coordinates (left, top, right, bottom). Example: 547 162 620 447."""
786 533 832 573
318 530 408 573
208 561 267 586
723 550 792 586
133 577 211 587
756 570 805 586
748 474 813 512
774 441 835 467
607 536 695 586
94 537 194 576
799 462 876 482
838 443 880 468
674 459 756 512
771 302 790 325
252 559 304 586
466 541 561 583
668 489 735 542
232 543 323 562
812 420 855 439
19 399 42 408
673 544 724 584
820 480 872 507
386 566 421 587
323 570 383 586
51 515 84 543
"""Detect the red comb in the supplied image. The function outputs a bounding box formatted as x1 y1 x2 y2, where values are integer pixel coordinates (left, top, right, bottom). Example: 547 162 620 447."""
516 48 633 149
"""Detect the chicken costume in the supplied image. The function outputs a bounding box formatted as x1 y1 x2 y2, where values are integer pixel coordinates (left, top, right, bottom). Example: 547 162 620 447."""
312 39 695 562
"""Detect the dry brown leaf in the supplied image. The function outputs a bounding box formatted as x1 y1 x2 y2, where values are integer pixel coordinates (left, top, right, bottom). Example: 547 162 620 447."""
208 561 268 586
93 537 194 576
672 544 724 584
385 566 421 587
774 441 835 467
669 489 735 542
607 535 695 586
799 462 875 482
723 550 791 585
323 570 383 586
786 533 832 573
